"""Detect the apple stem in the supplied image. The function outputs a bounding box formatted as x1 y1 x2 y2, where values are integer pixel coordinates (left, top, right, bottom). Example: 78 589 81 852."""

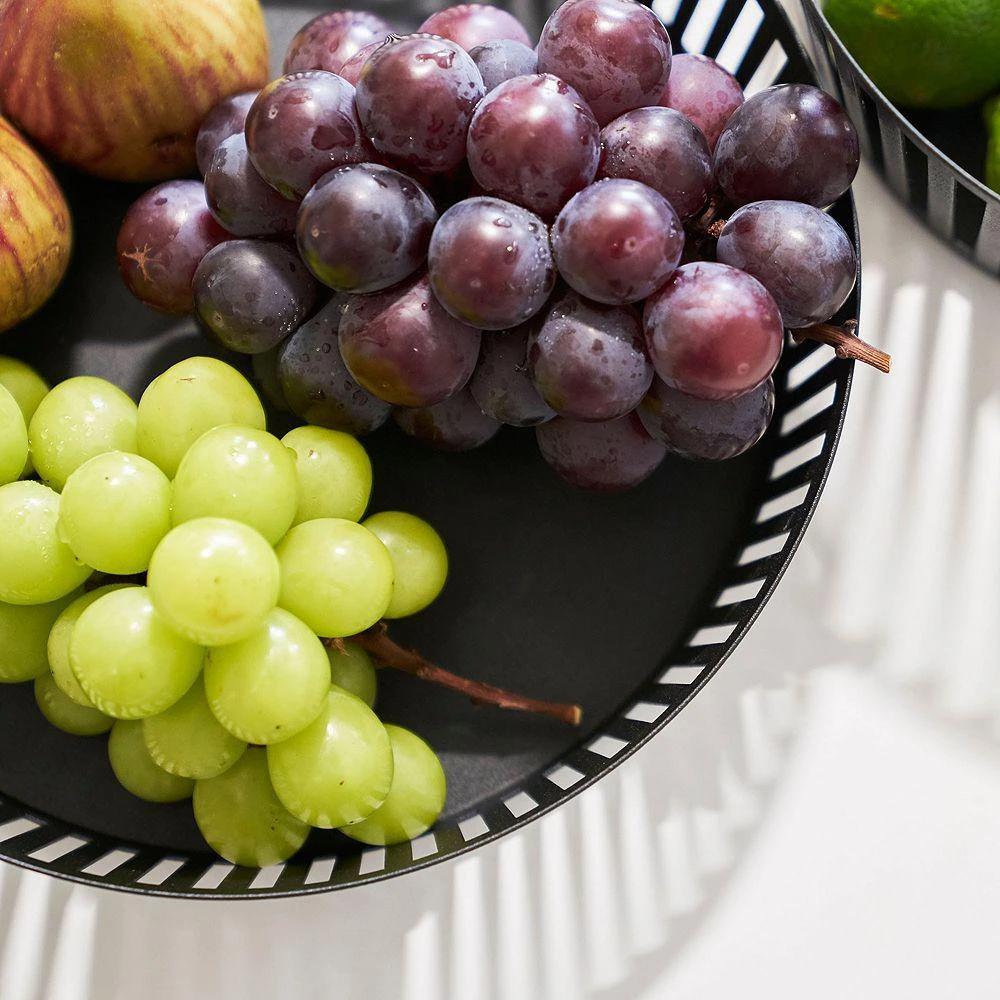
336 623 583 726
793 319 891 373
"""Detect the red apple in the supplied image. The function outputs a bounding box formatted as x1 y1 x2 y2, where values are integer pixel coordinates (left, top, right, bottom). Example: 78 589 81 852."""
0 115 72 333
0 0 270 182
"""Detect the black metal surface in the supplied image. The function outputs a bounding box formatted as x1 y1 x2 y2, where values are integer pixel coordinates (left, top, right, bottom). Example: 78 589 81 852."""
0 0 856 897
800 0 1000 276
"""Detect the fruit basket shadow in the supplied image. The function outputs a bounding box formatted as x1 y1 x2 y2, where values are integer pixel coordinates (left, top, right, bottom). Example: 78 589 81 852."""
0 0 861 898
797 0 1000 277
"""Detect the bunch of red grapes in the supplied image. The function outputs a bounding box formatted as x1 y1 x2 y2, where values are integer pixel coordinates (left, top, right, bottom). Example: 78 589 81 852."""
117 0 861 492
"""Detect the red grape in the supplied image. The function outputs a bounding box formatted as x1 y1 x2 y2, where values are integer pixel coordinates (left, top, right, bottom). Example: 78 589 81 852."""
469 39 538 91
418 4 533 51
643 261 784 401
192 240 319 354
245 72 368 199
659 53 744 152
195 91 258 176
466 73 601 220
713 84 860 208
716 200 857 328
639 376 775 461
394 388 502 451
527 289 652 421
551 178 683 304
354 33 485 174
283 9 394 74
338 39 384 85
339 273 482 407
468 318 556 427
297 163 438 294
204 133 300 238
536 0 672 126
427 196 555 330
598 106 712 219
116 180 228 315
535 411 666 491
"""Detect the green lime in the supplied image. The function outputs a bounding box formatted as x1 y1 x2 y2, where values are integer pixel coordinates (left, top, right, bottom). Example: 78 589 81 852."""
985 96 1000 192
824 0 1000 109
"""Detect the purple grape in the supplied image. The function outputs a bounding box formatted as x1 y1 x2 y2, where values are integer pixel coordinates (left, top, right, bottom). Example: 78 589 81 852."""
283 10 393 74
338 39 384 85
598 106 712 219
394 389 502 451
713 84 860 208
551 178 683 305
469 39 538 92
116 180 228 314
468 319 556 427
659 53 744 152
245 72 368 200
643 261 784 401
195 91 258 176
296 163 438 294
277 298 391 435
427 196 555 330
716 200 857 328
354 34 485 174
536 0 672 126
418 4 533 51
639 375 775 461
527 290 652 421
465 73 601 219
535 411 666 492
192 241 319 354
339 273 482 407
204 133 300 238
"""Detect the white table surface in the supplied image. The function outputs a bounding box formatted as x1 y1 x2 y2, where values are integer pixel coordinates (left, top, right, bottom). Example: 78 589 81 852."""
5 45 1000 1000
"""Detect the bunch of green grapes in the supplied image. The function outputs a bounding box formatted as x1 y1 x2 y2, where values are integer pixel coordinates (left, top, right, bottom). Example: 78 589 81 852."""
0 355 448 866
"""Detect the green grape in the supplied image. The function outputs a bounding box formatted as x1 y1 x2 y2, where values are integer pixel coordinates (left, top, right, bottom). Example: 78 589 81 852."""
0 482 93 604
147 518 280 646
193 747 310 866
48 584 128 707
0 384 29 486
0 355 49 422
361 511 449 618
280 425 372 525
142 677 247 779
325 639 378 707
70 586 204 719
267 685 394 828
27 376 138 490
276 518 393 638
108 719 194 802
171 424 299 545
341 725 447 846
204 607 329 745
59 451 172 575
0 590 80 683
136 356 266 478
0 355 49 478
34 672 113 736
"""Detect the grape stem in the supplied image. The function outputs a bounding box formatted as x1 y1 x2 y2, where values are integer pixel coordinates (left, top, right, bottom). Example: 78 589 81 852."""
793 319 891 373
334 623 583 726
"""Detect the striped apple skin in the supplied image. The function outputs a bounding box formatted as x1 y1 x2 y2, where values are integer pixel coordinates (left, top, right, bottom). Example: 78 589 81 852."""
0 115 72 333
0 0 270 182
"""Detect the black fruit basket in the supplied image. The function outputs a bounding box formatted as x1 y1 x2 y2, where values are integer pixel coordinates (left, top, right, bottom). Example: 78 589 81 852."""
799 0 1000 277
0 0 857 898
